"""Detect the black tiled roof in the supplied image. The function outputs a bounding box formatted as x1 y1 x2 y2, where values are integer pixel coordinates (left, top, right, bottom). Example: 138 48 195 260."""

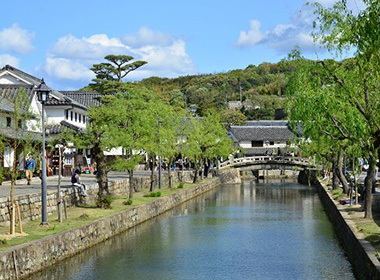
47 90 87 110
245 120 289 127
0 65 86 110
0 85 35 113
60 91 102 107
1 65 42 85
229 126 295 141
46 120 82 134
45 95 72 106
0 127 42 142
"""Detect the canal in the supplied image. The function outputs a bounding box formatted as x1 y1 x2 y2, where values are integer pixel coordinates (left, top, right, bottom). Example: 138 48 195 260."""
32 180 355 280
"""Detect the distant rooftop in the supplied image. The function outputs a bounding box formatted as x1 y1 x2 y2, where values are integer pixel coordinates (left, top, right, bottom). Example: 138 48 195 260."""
244 120 289 127
60 91 102 107
230 125 295 141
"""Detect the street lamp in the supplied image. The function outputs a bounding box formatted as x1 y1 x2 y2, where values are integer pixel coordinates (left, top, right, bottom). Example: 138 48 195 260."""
35 78 51 225
158 118 162 189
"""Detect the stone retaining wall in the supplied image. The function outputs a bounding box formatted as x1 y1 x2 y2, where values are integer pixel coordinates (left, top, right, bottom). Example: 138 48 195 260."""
315 181 380 280
0 171 193 226
0 168 240 280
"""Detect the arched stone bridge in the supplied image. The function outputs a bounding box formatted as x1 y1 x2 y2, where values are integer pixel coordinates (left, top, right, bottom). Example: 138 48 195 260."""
219 156 317 172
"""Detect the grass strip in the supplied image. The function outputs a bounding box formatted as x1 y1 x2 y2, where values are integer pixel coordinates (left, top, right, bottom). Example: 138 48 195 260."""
0 180 205 252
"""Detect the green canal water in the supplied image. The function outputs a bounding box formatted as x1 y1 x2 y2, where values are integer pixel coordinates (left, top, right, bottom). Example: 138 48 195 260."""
32 180 355 280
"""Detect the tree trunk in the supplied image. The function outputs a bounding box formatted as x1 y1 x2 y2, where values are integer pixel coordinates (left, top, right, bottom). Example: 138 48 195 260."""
128 169 134 199
204 159 211 178
58 146 62 223
193 168 199 183
331 154 340 190
149 157 155 192
10 142 17 234
181 157 184 183
168 158 173 189
94 142 110 208
200 159 204 180
336 150 349 194
10 173 15 235
364 153 376 219
193 158 200 183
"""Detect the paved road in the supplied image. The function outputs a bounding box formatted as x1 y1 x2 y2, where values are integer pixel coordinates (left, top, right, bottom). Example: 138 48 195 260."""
0 171 152 199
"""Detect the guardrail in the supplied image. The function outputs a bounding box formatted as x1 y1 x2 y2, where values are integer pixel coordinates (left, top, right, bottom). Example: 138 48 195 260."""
219 156 311 170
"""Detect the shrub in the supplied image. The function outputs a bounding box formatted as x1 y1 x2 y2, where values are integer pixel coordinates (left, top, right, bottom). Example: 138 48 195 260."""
144 191 162 197
123 199 133 205
79 213 89 220
96 194 114 209
331 188 344 200
178 182 184 188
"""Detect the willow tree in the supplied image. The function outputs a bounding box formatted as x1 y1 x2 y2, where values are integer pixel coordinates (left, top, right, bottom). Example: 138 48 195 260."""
143 100 183 190
0 87 36 233
287 0 380 218
184 111 234 183
103 85 155 199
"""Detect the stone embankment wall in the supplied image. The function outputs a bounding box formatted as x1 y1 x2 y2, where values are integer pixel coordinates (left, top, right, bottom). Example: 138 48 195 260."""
0 172 193 226
0 168 240 280
315 181 380 280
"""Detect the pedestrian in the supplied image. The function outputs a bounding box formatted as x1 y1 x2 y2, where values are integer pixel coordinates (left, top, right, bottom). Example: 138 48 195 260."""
71 169 87 197
25 154 35 185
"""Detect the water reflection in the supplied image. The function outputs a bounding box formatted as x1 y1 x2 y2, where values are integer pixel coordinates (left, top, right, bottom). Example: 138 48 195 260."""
31 180 355 280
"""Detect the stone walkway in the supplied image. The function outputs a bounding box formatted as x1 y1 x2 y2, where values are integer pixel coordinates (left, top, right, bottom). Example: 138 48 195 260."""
0 171 151 199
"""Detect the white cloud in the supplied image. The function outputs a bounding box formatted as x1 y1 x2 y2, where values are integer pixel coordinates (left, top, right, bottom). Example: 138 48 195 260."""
122 26 174 47
51 34 129 59
235 6 318 53
0 54 20 68
235 0 366 54
0 24 35 54
44 57 93 81
130 40 196 78
43 28 196 84
235 20 263 47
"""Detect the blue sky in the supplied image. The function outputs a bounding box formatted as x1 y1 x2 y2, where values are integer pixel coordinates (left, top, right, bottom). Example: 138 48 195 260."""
0 0 363 90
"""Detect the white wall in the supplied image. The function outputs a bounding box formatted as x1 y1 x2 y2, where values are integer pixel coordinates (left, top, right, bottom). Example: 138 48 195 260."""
45 107 65 125
238 140 291 148
240 140 254 148
63 108 87 129
104 147 124 156
0 74 29 85
3 145 13 168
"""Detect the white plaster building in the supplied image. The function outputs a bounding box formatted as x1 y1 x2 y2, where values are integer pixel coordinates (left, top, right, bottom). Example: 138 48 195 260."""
0 65 91 174
228 120 296 156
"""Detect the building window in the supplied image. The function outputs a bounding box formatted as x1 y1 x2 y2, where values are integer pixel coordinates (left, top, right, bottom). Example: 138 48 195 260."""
65 110 69 120
270 141 274 146
70 111 73 121
75 112 77 122
79 114 81 123
251 141 263 147
6 117 11 127
83 115 86 123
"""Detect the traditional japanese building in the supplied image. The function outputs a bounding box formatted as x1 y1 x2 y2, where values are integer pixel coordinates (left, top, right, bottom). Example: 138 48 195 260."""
0 65 93 177
228 120 296 156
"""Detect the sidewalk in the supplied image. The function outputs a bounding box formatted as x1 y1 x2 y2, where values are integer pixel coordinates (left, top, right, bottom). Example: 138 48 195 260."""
0 171 151 199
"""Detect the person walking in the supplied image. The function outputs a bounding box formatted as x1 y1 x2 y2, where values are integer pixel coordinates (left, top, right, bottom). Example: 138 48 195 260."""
25 154 35 185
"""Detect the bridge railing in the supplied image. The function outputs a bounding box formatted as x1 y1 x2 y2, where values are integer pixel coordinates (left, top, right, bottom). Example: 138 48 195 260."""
219 156 311 170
